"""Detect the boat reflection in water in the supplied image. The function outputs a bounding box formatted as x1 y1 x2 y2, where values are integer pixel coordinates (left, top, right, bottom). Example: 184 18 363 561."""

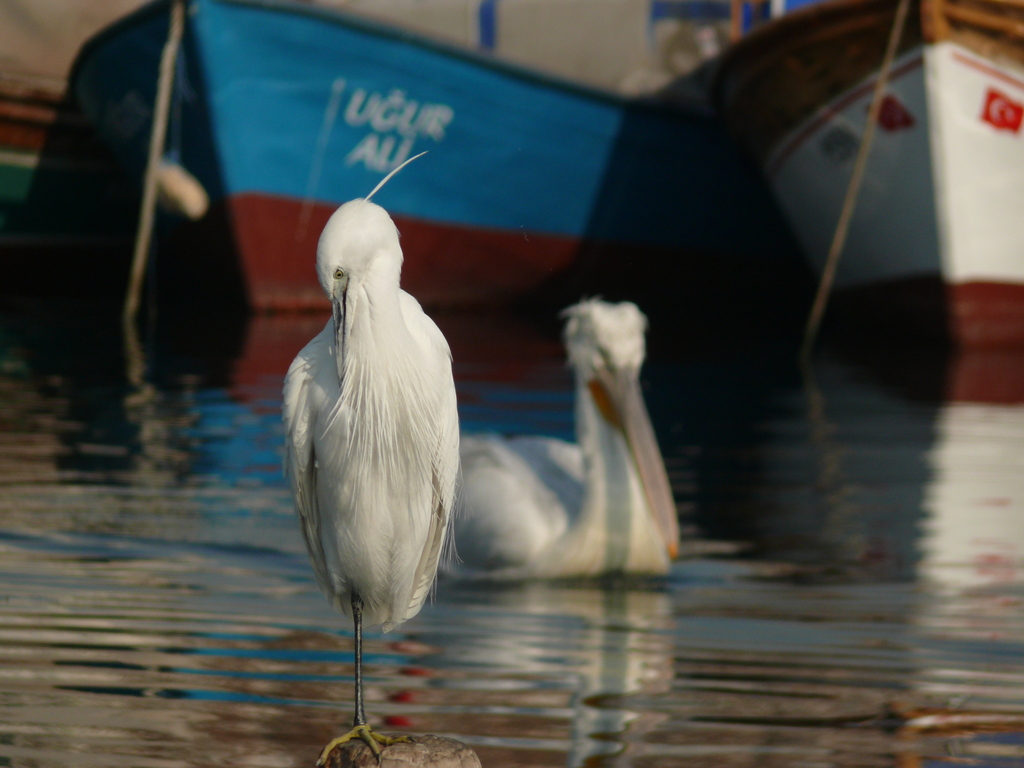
1 302 1024 768
700 341 1024 590
921 349 1024 592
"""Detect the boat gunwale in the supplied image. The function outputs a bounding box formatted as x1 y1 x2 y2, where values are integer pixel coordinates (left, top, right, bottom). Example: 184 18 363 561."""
710 0 928 162
710 0 912 109
69 0 713 123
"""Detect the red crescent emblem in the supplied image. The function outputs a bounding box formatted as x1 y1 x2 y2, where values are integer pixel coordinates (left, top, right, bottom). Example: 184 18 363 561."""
981 87 1023 133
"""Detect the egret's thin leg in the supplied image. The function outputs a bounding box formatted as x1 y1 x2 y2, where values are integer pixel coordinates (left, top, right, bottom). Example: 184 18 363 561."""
316 593 410 766
352 593 366 727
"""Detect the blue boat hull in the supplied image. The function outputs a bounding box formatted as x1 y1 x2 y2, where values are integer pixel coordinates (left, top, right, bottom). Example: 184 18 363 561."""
72 0 802 311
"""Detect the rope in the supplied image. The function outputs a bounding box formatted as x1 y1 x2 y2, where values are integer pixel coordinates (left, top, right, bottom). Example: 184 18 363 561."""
799 0 914 364
123 0 186 388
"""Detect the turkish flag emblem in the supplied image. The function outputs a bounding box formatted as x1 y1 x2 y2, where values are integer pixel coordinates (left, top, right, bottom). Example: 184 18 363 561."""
981 87 1023 133
877 95 915 130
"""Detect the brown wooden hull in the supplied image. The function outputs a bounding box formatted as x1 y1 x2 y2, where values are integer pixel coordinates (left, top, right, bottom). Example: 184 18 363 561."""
923 0 1024 64
714 0 925 165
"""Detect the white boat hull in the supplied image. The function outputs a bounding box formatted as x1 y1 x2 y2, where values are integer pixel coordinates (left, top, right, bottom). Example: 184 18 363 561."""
715 0 1024 345
927 42 1024 288
769 39 1024 289
766 49 940 289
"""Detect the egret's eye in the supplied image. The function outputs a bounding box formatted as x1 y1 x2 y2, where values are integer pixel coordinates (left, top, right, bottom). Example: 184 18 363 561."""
334 268 345 280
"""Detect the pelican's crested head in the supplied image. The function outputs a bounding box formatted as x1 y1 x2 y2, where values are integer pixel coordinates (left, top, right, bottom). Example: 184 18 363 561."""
561 299 648 378
315 198 402 299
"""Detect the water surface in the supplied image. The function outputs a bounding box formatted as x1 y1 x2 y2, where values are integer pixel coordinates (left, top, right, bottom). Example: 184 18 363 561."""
1 299 1023 768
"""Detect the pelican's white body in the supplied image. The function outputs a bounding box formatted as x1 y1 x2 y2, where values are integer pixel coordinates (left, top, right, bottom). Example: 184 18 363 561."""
283 199 459 631
455 300 677 578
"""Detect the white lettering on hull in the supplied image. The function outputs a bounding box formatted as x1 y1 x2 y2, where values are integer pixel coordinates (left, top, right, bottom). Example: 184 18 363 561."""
338 86 454 172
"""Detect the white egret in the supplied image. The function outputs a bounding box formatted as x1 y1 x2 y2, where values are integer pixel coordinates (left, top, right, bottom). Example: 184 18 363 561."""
455 299 679 578
282 159 459 764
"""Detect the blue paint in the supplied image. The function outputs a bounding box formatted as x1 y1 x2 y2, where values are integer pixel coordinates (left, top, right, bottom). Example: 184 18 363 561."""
782 0 826 11
650 0 731 21
478 0 498 50
72 0 797 257
740 0 773 32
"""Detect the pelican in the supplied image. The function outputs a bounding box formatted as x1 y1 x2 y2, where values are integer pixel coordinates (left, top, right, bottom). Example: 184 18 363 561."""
455 299 679 578
282 160 459 763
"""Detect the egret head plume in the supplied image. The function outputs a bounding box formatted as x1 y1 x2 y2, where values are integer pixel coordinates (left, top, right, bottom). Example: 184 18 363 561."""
313 152 426 383
365 151 427 202
315 151 427 297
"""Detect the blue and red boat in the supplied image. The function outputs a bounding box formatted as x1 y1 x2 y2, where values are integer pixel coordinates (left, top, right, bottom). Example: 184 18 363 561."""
72 0 802 312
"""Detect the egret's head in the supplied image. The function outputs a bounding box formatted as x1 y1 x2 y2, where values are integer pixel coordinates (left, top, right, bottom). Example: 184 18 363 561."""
316 198 402 379
316 198 402 297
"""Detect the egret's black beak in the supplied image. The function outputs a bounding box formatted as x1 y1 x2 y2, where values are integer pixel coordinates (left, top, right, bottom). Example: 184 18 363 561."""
332 281 349 383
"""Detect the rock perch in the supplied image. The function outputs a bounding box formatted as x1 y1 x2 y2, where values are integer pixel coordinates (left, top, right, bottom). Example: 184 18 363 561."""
321 734 481 768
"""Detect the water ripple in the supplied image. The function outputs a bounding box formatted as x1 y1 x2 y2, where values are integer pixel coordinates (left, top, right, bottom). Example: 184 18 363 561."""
1 305 1024 768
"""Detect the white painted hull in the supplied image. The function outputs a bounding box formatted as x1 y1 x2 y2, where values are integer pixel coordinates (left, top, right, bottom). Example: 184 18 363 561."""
766 49 940 289
927 42 1024 288
767 40 1024 292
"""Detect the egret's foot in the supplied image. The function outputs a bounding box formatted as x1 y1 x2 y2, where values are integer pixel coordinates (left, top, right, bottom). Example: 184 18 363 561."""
316 725 411 766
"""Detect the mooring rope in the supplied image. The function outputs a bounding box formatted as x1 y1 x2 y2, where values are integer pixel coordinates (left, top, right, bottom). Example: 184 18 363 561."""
799 0 915 365
123 0 186 388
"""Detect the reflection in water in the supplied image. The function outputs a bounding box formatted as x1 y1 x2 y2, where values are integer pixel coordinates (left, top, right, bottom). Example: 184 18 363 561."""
712 347 1024 593
922 400 1024 592
426 582 675 766
0 301 1024 768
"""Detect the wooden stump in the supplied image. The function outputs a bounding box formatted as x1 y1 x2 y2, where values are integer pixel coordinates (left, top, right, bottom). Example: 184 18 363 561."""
322 734 481 768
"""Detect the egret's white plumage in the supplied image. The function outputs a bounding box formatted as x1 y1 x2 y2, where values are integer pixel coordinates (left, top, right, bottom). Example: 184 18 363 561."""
283 198 459 632
455 299 679 578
